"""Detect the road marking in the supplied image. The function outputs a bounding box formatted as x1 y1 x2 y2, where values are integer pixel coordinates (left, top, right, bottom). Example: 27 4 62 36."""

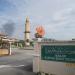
0 65 11 68
26 53 40 56
0 65 25 68
12 65 25 67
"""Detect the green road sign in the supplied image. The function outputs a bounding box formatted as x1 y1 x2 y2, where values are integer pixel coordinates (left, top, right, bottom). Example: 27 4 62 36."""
41 45 75 63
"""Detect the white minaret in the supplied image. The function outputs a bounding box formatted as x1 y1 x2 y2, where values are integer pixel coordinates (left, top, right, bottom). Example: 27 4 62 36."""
25 17 30 46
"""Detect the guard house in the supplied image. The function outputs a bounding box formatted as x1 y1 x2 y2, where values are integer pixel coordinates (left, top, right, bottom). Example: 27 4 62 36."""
0 33 10 56
33 39 75 75
0 33 18 56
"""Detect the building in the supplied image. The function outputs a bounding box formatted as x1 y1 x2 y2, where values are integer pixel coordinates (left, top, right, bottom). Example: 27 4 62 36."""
0 32 18 56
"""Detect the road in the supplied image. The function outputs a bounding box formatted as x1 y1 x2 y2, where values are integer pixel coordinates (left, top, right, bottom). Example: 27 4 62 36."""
0 48 36 75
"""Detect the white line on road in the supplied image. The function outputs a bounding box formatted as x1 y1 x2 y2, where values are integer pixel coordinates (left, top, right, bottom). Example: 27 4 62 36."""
26 53 40 56
0 65 25 68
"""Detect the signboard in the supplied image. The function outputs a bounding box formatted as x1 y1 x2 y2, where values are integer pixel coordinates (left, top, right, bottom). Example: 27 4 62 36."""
41 45 75 63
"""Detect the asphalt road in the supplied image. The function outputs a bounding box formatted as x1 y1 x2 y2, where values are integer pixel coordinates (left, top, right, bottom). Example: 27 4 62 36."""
0 48 36 75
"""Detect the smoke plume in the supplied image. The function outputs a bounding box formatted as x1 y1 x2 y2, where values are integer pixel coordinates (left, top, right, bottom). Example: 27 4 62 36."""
2 21 15 37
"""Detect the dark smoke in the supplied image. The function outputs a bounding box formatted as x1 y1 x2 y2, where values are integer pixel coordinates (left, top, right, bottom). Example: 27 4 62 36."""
2 21 15 37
